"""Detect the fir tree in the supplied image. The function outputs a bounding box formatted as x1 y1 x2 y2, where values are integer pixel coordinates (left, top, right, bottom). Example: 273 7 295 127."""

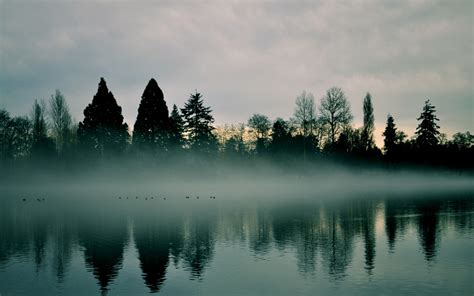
169 104 184 149
415 100 440 149
77 78 129 156
133 78 170 153
383 115 397 156
180 91 216 154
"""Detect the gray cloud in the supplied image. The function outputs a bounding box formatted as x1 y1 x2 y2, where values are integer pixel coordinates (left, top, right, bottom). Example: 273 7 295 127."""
0 0 472 146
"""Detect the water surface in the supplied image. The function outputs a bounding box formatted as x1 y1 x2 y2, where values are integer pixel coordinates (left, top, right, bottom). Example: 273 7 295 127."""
0 192 473 295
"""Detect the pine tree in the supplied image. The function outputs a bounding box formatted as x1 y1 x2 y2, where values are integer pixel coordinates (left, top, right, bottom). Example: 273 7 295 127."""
180 91 216 154
383 114 397 156
169 104 184 149
415 100 440 149
30 99 55 158
77 78 129 156
361 92 375 151
133 78 170 153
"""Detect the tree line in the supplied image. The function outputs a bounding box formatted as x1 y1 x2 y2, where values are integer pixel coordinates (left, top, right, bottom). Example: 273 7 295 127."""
0 77 472 169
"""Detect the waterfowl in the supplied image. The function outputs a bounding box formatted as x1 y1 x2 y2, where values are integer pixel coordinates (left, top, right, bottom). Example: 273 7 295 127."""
22 198 26 202
186 196 190 199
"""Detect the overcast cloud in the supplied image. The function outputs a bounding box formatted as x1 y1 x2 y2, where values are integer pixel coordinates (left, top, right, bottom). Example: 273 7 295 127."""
0 0 472 146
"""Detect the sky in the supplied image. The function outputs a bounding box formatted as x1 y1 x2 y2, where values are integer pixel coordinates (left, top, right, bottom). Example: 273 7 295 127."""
0 0 472 147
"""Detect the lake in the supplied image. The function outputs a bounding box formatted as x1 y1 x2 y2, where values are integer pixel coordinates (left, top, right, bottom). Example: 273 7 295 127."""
0 190 473 295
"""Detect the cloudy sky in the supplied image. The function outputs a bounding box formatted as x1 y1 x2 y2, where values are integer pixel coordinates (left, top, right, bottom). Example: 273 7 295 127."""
0 0 472 146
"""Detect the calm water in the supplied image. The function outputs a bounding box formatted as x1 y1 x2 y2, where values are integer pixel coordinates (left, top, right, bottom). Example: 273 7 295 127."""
0 193 473 295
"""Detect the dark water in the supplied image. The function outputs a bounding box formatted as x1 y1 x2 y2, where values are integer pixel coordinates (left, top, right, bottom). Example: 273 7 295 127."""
0 193 473 295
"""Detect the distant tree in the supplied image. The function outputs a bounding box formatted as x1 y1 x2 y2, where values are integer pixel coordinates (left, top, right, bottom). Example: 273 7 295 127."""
169 104 184 149
293 91 316 137
7 116 33 160
31 100 55 158
415 100 440 149
0 109 11 161
77 78 129 156
319 87 353 146
49 90 73 155
269 118 291 154
383 115 397 156
361 92 375 151
247 114 271 139
451 132 473 148
181 91 217 154
133 78 170 153
247 113 271 154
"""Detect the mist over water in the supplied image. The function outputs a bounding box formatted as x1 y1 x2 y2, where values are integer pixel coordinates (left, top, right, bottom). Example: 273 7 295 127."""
1 160 473 295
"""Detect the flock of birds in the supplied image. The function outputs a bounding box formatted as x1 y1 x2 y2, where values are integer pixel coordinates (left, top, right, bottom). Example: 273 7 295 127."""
20 196 217 202
117 195 217 200
21 198 45 202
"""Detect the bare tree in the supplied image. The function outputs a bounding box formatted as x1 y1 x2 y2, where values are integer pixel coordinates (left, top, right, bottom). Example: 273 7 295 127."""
49 90 72 154
247 113 271 153
319 87 353 145
293 90 316 137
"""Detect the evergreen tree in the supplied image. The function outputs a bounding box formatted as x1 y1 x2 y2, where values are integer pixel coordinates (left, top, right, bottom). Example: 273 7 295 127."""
169 104 184 149
30 100 55 158
361 92 375 151
415 100 440 149
133 78 170 153
383 115 397 156
270 118 290 154
77 78 129 156
180 91 216 154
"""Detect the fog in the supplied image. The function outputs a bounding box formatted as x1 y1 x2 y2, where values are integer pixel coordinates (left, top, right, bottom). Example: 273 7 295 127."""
2 157 473 203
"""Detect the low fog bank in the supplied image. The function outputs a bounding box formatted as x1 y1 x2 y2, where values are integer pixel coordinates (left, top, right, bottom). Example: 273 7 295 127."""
1 157 473 201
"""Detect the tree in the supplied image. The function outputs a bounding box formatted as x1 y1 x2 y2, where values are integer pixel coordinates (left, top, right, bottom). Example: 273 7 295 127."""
451 132 473 149
133 78 170 153
319 87 353 146
169 104 185 149
415 100 440 149
31 99 55 158
49 90 73 155
293 91 316 137
0 115 32 161
361 92 375 151
77 78 129 156
383 115 397 156
247 114 271 139
247 113 271 154
269 118 291 154
180 91 216 154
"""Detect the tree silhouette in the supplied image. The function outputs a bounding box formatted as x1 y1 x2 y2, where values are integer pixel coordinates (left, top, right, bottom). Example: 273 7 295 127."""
30 100 55 159
133 78 170 153
415 100 440 149
319 87 353 147
383 115 397 158
49 90 73 155
77 78 129 156
181 91 217 155
269 118 291 154
293 91 316 137
247 113 271 154
169 104 185 150
361 92 375 151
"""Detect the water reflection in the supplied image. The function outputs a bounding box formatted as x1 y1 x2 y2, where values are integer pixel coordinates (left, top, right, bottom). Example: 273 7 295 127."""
0 195 472 294
78 210 128 293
